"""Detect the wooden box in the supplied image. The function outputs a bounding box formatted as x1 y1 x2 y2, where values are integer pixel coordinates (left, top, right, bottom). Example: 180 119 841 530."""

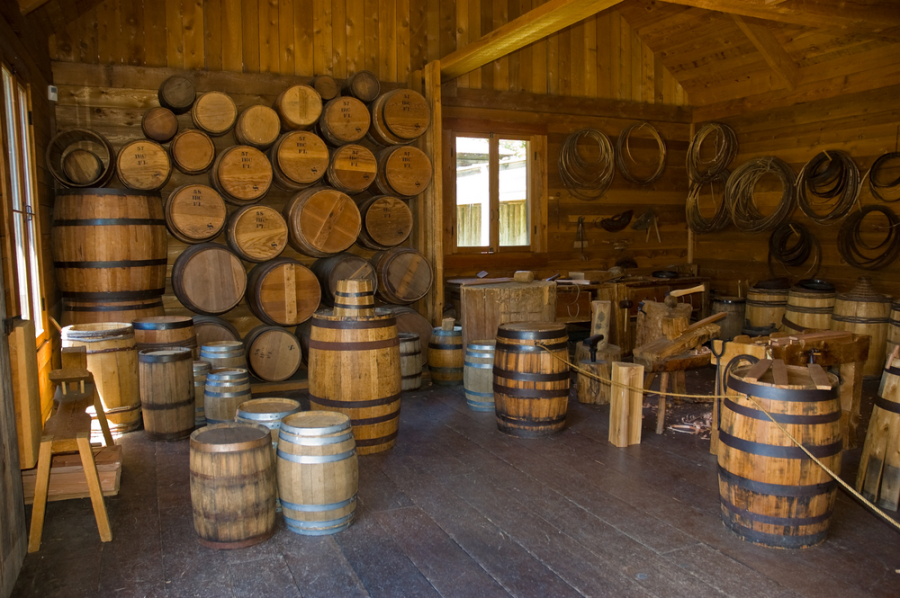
460 281 557 347
21 446 122 505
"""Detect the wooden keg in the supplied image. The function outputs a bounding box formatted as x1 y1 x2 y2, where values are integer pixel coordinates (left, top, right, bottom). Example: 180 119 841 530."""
720 360 841 548
464 340 495 411
169 129 216 175
116 139 172 192
138 347 195 440
283 187 361 257
133 315 198 357
399 333 423 391
378 305 434 366
234 105 281 150
210 145 273 206
325 144 377 194
246 258 321 326
193 316 241 347
333 279 375 318
857 356 900 510
172 243 247 315
62 149 103 186
745 286 789 335
371 247 433 305
158 75 196 114
429 324 463 386
374 145 433 198
274 84 322 131
368 89 431 146
830 277 891 378
277 411 358 535
711 297 746 341
203 368 252 424
190 423 276 548
47 129 116 188
193 360 211 427
493 322 570 437
342 71 380 103
165 184 227 244
269 131 329 191
356 195 413 250
307 308 401 455
317 97 370 146
200 341 248 370
236 398 302 446
886 301 900 363
141 107 178 143
61 298 164 327
61 323 142 433
311 253 378 306
783 286 835 332
243 325 303 382
225 205 289 263
191 91 238 136
311 75 339 101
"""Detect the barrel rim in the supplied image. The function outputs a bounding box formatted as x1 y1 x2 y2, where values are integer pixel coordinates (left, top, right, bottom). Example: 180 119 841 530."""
138 347 194 362
281 411 351 435
133 316 194 330
190 422 271 452
62 323 135 339
56 187 162 198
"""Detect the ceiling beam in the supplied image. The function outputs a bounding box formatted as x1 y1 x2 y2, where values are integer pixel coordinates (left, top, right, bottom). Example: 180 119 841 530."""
18 0 52 15
731 15 798 90
441 0 624 83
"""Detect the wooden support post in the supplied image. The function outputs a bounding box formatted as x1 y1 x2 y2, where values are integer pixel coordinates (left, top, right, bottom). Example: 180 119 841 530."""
418 60 444 326
77 433 112 543
27 436 54 553
609 362 644 448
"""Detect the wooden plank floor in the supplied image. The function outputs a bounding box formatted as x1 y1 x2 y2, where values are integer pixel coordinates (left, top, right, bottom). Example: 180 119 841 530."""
12 368 900 598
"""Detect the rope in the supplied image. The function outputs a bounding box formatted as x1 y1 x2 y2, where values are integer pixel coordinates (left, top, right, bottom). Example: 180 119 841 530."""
615 122 667 186
686 169 730 234
726 157 797 233
558 129 615 201
867 152 900 202
767 221 821 279
837 204 900 270
687 122 738 184
797 150 861 225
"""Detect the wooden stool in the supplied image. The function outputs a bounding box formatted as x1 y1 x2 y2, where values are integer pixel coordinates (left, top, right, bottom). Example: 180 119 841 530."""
635 348 712 434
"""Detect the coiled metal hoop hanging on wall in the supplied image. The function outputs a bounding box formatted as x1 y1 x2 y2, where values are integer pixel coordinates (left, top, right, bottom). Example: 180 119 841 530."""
686 122 738 184
797 150 860 225
558 128 615 201
767 221 821 279
686 169 730 234
867 152 900 202
837 204 900 271
615 122 666 186
725 156 797 234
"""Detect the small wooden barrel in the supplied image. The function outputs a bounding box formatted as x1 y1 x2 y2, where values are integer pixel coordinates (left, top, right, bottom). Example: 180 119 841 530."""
283 187 361 257
712 297 746 341
311 253 378 307
236 398 302 446
133 315 198 357
244 325 303 382
783 286 835 332
193 360 211 427
200 341 248 371
317 97 370 146
246 258 321 326
169 129 216 175
857 357 900 510
158 75 195 114
165 184 227 244
399 333 423 391
225 205 289 263
269 131 330 191
193 316 241 347
47 129 116 188
356 195 413 250
311 75 339 100
203 368 252 424
172 243 247 315
190 423 276 548
326 144 377 194
277 411 358 535
191 91 238 136
830 277 891 378
720 362 841 548
307 309 402 455
234 105 281 150
141 107 178 143
62 149 104 186
274 84 323 131
493 322 570 437
371 247 433 305
375 146 433 198
342 71 380 103
61 323 142 432
378 305 434 366
117 139 172 192
464 340 495 411
885 301 900 363
745 286 789 333
139 348 195 440
429 326 463 386
210 145 273 206
368 89 431 146
333 279 375 318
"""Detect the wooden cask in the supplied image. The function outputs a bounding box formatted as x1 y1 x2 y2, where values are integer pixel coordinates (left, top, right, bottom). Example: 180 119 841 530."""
116 139 172 192
234 105 281 150
830 277 890 378
493 323 570 437
47 129 116 188
225 205 289 263
856 356 900 510
236 398 302 446
193 360 211 427
277 411 358 535
368 89 431 146
399 333 423 391
200 341 248 370
371 247 433 305
375 146 433 198
158 75 195 114
243 326 303 382
169 129 216 175
307 309 402 455
317 97 370 146
203 368 252 424
274 84 323 131
886 301 900 363
464 340 495 411
133 316 198 357
745 286 788 334
141 107 178 143
311 75 339 100
172 243 247 315
326 144 377 194
138 348 195 440
269 131 329 191
191 91 238 136
342 71 381 103
165 184 227 244
356 195 413 250
62 149 103 185
378 305 434 366
193 316 241 347
61 297 164 327
210 145 273 206
429 326 463 386
247 258 321 326
783 286 835 332
190 423 276 548
720 361 841 548
711 297 746 341
333 279 375 318
283 187 361 257
311 253 378 306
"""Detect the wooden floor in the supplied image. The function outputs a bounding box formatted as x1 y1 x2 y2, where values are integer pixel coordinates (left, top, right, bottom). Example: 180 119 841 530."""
12 367 900 598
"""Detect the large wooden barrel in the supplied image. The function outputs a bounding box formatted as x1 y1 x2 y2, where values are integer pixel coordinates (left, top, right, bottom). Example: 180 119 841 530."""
234 105 281 150
311 253 378 306
190 423 276 548
172 243 247 315
830 277 890 378
209 145 273 206
61 323 142 432
493 322 570 437
711 297 746 341
204 368 252 424
246 258 321 326
429 326 463 386
193 316 241 347
368 89 431 146
308 309 401 455
236 398 302 446
138 347 195 440
378 305 434 366
61 297 164 327
141 107 178 143
783 285 835 332
116 139 172 192
273 84 322 131
269 131 330 191
200 341 248 370
62 149 103 186
225 205 289 263
371 247 433 305
169 129 216 175
720 361 841 548
317 97 370 146
356 195 413 250
464 340 495 411
283 187 361 257
342 71 381 103
158 75 196 114
133 315 198 357
243 325 303 381
886 301 900 363
857 356 900 510
745 285 789 334
277 411 358 535
165 184 227 244
191 91 238 136
399 333 423 391
311 75 339 101
332 279 375 318
374 146 433 198
326 144 376 195
193 360 211 427
47 129 116 188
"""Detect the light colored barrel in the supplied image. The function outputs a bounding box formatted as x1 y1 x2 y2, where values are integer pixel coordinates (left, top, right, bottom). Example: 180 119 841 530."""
246 258 321 326
236 397 302 446
171 243 247 315
165 184 227 244
311 75 339 101
138 348 195 440
333 279 375 318
60 297 165 327
193 360 211 427
326 144 377 195
371 247 433 305
269 131 330 191
225 205 289 263
712 297 746 341
209 145 273 206
283 187 361 257
311 253 378 307
317 97 370 146
243 325 303 382
374 145 433 198
193 316 241 347
234 105 281 150
203 368 252 424
367 89 431 146
399 333 423 391
191 91 237 136
783 286 835 332
46 129 116 188
200 341 248 371
116 139 172 192
886 301 900 364
464 340 495 411
141 107 178 143
745 286 789 334
857 357 900 510
62 149 103 186
830 277 891 378
169 129 216 175
356 195 413 250
158 75 195 114
133 315 198 358
429 326 463 386
274 84 322 131
342 71 380 103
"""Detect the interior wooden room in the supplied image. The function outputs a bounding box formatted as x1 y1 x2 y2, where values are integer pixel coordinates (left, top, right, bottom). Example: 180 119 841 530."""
1 0 900 596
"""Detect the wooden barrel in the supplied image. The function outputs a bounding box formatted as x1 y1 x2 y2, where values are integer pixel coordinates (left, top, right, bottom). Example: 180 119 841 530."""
368 89 431 146
277 411 358 535
720 361 841 548
141 107 178 143
246 258 321 326
225 205 289 263
169 129 216 175
133 315 198 357
333 279 375 318
311 253 378 306
274 84 323 131
200 341 248 370
745 286 789 334
283 187 361 257
783 286 835 332
193 316 241 347
399 333 423 391
191 91 238 136
138 348 195 440
356 195 413 250
325 144 377 194
172 243 247 315
190 423 276 548
62 149 103 186
464 340 495 411
165 184 227 244
712 297 746 341
158 75 196 114
116 139 172 192
493 322 570 437
307 309 401 455
244 325 303 381
209 145 273 206
193 360 211 427
886 301 900 363
830 277 890 378
371 247 433 305
343 71 380 103
234 105 281 149
857 357 900 510
269 131 330 191
317 97 370 146
374 146 433 198
429 326 463 386
378 305 433 366
61 298 164 327
47 129 116 188
61 323 142 432
311 75 339 101
236 398 302 446
204 368 252 424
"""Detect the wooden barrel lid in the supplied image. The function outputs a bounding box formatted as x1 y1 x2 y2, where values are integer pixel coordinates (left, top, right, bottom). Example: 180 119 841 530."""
117 139 172 192
235 105 281 149
47 129 116 188
247 258 321 326
319 97 370 145
357 195 413 249
169 129 216 175
275 85 322 130
326 144 377 194
311 75 339 101
373 247 433 304
192 316 241 346
158 76 196 114
211 145 273 205
62 149 103 185
172 244 247 315
237 397 302 417
282 410 350 433
343 71 381 103
166 184 227 244
311 253 378 305
141 106 179 143
190 422 270 451
226 205 288 262
270 132 329 190
377 146 432 197
133 315 194 330
283 187 361 256
191 91 238 136
244 328 303 381
382 89 430 139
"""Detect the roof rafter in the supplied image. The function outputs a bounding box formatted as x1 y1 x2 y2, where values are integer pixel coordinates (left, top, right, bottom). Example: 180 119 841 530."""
731 15 799 90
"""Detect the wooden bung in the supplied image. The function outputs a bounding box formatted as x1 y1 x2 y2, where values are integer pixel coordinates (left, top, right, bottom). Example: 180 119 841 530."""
243 325 303 382
342 70 381 103
62 149 103 186
169 129 216 175
326 144 377 194
210 145 273 205
191 91 238 136
141 106 179 143
356 195 413 250
165 184 228 244
274 84 323 131
310 75 339 101
171 243 247 315
283 187 361 257
370 247 433 305
234 105 281 150
225 204 288 263
317 97 370 146
47 129 116 188
158 75 196 114
269 131 330 191
368 89 431 146
311 253 378 306
246 258 321 326
116 139 172 192
138 348 195 441
375 145 433 198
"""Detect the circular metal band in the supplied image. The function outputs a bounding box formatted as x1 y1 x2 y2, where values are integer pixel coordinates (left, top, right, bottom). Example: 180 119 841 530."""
726 374 838 402
497 327 566 340
464 361 493 369
138 348 193 362
718 430 843 459
277 448 357 463
280 494 357 513
723 398 841 425
278 431 354 446
133 319 194 330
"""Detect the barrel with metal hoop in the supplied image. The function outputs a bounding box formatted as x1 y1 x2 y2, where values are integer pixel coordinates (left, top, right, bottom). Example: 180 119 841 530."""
399 333 423 391
193 360 211 427
332 279 375 318
744 285 788 335
886 301 900 367
199 341 247 370
711 296 746 341
138 347 195 440
133 315 198 358
782 284 835 332
464 340 496 411
203 368 251 424
428 325 463 386
856 356 900 510
829 277 890 378
236 398 303 447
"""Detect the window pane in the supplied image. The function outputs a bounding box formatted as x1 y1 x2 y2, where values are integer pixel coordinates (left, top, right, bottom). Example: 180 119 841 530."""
3 68 30 321
498 139 529 247
456 136 489 247
18 84 43 336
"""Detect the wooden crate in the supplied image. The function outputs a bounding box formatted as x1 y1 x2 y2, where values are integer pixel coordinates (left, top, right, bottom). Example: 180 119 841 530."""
459 282 557 347
21 446 122 505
